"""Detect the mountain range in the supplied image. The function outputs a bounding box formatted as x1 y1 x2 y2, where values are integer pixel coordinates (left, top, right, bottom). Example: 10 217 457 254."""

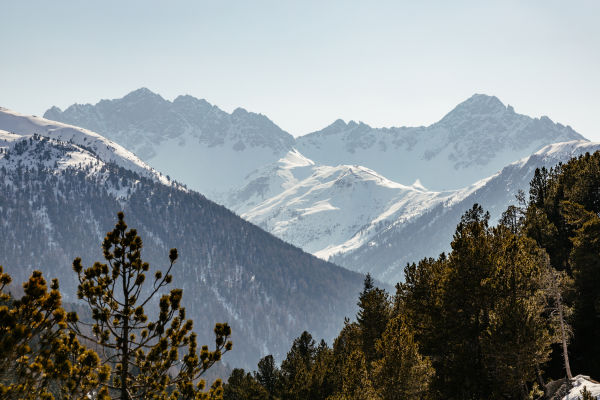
43 89 593 283
45 90 584 197
44 88 294 198
0 107 366 369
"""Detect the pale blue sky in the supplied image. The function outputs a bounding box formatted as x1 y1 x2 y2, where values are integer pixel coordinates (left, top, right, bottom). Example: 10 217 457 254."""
2 1 599 139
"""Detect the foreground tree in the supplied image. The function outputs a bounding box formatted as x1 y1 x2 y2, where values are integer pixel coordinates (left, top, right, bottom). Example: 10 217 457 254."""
72 212 232 400
0 266 109 400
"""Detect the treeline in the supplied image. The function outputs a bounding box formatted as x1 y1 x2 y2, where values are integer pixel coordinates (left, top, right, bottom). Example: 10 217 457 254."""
223 151 600 399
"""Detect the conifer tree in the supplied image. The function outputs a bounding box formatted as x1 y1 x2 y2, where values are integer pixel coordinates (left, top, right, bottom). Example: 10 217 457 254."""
439 204 493 398
330 320 361 396
71 212 232 400
372 314 433 400
0 266 109 400
396 255 448 369
356 274 391 367
328 349 379 400
255 355 280 399
563 201 600 377
223 369 268 400
280 331 316 400
481 229 554 398
307 340 336 400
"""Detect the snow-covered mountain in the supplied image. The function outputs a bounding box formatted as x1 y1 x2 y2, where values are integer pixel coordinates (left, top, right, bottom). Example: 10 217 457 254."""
329 140 600 283
0 108 367 369
296 94 586 190
45 90 585 199
229 140 600 284
237 154 472 259
44 88 295 197
0 106 168 183
42 90 592 283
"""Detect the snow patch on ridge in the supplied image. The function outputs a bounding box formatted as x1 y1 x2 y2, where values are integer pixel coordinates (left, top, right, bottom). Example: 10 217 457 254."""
0 107 170 185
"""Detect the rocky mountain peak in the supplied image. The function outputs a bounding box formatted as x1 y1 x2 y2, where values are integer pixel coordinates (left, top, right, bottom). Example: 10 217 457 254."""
438 93 508 125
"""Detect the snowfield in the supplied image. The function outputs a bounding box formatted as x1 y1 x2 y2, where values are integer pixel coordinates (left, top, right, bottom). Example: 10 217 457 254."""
562 375 600 399
0 107 170 185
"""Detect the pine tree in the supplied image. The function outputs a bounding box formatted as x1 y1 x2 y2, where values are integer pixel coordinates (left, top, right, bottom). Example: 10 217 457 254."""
480 229 554 398
356 274 391 367
372 314 433 400
71 212 232 400
255 355 281 399
439 204 493 398
280 331 316 400
0 266 109 400
396 254 448 372
328 349 379 400
330 320 361 397
223 369 268 400
563 201 600 377
307 340 336 400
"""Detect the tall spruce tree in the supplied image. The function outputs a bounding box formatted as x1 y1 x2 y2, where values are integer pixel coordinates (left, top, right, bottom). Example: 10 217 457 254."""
562 201 600 377
328 349 379 400
439 204 493 398
255 355 280 399
71 212 232 400
481 228 554 398
356 274 391 368
223 369 268 400
396 254 449 374
280 331 316 400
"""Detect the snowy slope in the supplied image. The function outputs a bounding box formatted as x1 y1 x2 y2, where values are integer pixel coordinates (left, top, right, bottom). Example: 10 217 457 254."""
223 149 316 214
0 107 169 184
296 94 585 191
239 159 474 258
235 149 490 268
330 140 600 282
44 88 294 197
229 141 600 284
561 375 600 399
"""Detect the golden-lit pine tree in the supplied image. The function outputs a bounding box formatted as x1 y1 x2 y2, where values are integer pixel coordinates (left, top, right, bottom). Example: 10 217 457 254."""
71 212 232 400
0 266 110 400
372 314 433 400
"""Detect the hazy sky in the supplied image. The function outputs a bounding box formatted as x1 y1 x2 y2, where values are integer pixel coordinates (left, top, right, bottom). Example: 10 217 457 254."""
2 1 599 139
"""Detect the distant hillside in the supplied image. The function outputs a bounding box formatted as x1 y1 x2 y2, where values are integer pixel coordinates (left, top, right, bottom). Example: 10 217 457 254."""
0 108 366 369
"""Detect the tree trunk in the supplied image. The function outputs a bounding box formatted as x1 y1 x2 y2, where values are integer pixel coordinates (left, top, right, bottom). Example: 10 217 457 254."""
558 299 573 381
121 251 131 400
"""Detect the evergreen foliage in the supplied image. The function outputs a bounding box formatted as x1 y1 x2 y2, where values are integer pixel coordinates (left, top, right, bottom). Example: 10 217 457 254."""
523 152 600 377
222 369 268 400
71 212 232 399
372 314 433 400
0 266 109 400
356 274 391 367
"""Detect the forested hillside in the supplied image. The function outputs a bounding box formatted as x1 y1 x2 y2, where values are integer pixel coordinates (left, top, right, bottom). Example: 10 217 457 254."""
0 134 366 369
